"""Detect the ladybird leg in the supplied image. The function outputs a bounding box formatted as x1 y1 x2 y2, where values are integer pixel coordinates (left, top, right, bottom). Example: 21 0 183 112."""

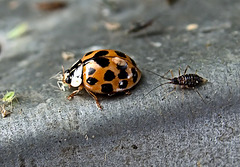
85 89 102 110
67 90 80 100
162 85 177 100
107 93 115 96
67 85 84 100
124 90 131 95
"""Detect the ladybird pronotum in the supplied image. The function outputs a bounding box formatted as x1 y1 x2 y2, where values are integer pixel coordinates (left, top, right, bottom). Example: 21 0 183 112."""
62 49 141 109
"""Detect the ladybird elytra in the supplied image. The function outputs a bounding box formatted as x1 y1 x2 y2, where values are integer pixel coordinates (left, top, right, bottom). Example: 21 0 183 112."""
62 49 141 109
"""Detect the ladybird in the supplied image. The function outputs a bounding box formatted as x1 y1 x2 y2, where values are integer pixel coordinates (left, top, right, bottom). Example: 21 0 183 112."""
62 49 141 109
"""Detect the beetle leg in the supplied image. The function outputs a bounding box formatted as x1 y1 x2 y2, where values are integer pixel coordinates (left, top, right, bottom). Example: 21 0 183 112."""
178 67 181 76
162 85 176 100
160 69 172 80
184 65 190 75
193 88 206 103
170 69 174 78
85 89 102 110
67 85 84 100
107 93 115 96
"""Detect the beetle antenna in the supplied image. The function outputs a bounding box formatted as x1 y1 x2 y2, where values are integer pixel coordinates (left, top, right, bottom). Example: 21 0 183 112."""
144 82 171 96
143 68 172 80
143 68 161 77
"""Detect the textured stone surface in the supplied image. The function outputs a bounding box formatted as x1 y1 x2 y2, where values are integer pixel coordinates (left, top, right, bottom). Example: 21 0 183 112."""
0 0 239 166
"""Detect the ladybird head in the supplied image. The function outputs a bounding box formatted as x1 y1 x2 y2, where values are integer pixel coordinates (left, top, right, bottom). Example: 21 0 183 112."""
63 68 71 84
62 65 83 87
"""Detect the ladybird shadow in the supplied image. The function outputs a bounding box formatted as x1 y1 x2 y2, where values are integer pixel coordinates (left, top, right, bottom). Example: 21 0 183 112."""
94 88 137 104
66 87 134 107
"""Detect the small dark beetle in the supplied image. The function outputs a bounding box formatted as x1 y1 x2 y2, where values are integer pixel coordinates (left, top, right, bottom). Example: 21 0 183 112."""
146 65 208 101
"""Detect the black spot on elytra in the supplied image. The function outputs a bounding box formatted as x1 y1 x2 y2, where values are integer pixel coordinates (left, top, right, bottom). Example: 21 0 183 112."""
101 83 113 93
117 64 127 70
130 57 136 66
94 50 109 57
84 51 93 57
88 68 96 75
132 68 138 83
119 80 128 89
118 70 128 79
94 57 110 67
115 50 126 58
104 70 115 81
87 77 98 85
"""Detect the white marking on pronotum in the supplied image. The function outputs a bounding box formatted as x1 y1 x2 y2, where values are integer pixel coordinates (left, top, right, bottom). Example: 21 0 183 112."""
71 65 83 87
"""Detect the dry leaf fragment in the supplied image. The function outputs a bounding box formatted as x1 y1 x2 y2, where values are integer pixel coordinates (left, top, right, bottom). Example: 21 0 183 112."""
7 23 29 39
127 18 156 33
1 104 11 118
62 52 75 61
186 24 199 31
167 0 179 6
36 1 67 11
104 22 121 31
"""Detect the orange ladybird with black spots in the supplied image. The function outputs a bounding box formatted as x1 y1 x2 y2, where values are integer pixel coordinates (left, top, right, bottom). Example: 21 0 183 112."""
62 49 141 109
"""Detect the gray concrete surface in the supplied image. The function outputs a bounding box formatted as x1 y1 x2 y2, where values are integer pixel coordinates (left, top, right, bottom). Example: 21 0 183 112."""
0 0 239 166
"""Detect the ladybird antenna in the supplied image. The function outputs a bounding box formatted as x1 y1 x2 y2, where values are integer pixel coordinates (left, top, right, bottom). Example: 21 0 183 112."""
49 71 62 80
62 65 65 82
144 82 171 96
